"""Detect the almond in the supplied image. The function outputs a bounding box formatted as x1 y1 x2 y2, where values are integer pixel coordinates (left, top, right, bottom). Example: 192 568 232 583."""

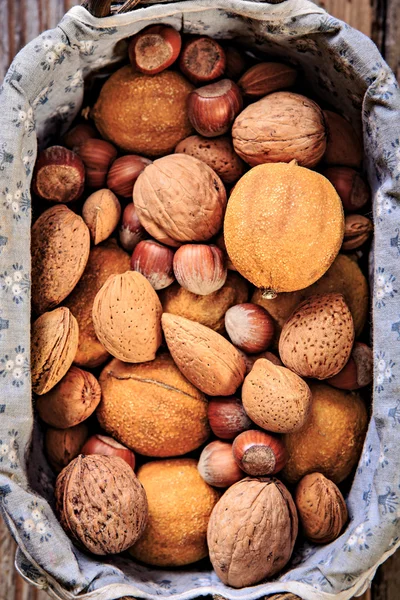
161 313 246 396
32 307 79 395
31 205 90 315
238 62 297 98
92 271 162 363
82 189 121 245
242 358 312 433
342 214 373 251
279 293 355 380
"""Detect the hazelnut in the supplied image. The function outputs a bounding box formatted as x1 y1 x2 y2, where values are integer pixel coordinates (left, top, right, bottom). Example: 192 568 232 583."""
198 440 244 488
35 366 101 428
45 423 89 473
62 123 97 151
82 189 121 245
207 396 252 440
119 202 146 251
55 455 148 554
323 166 370 212
131 239 175 290
107 155 151 197
129 25 181 75
238 62 297 98
173 244 227 295
232 430 287 476
225 303 275 354
81 434 135 470
323 110 362 168
224 45 247 80
77 138 117 187
187 79 243 138
327 342 373 390
179 36 226 84
342 214 373 250
295 472 348 544
32 146 85 203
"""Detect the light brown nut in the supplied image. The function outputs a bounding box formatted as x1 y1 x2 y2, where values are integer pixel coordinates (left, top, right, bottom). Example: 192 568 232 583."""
295 472 348 544
279 293 355 380
31 307 79 395
82 189 121 245
64 240 130 369
232 91 326 168
55 455 148 555
207 477 298 587
162 313 246 396
97 354 209 457
31 205 90 315
36 366 101 428
342 214 373 251
92 271 162 363
242 359 312 433
175 135 245 184
134 154 227 247
159 271 249 333
238 62 297 98
45 423 89 473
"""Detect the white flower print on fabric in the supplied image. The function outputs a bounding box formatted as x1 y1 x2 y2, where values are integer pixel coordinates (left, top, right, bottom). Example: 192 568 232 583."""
32 80 55 108
78 40 96 56
0 346 29 387
379 445 389 468
65 70 83 93
343 523 373 552
0 264 30 304
17 501 52 543
48 102 76 125
2 182 30 221
12 104 35 135
375 351 395 392
22 150 34 176
0 430 19 469
358 443 373 474
34 34 72 70
376 189 397 220
375 267 397 308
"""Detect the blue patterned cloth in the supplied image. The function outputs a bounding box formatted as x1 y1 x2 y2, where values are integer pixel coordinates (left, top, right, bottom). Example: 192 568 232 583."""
1 0 400 598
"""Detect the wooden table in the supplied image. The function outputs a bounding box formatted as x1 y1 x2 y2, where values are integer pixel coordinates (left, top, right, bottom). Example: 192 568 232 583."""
0 1 399 599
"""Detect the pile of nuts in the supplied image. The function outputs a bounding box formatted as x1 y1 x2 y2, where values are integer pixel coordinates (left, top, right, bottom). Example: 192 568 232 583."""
30 25 372 588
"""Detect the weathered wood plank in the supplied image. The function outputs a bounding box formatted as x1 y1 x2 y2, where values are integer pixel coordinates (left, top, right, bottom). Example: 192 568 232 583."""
318 0 374 37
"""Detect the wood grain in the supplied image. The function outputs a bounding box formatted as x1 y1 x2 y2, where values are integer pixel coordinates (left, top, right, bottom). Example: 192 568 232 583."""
0 0 399 599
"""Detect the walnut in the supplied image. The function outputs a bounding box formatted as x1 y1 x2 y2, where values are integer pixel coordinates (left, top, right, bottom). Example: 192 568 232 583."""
55 454 148 555
295 472 348 544
207 477 298 587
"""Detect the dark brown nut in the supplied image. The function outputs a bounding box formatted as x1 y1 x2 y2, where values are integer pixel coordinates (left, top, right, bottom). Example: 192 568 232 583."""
238 62 297 98
187 79 243 138
55 455 148 554
323 110 362 168
295 472 348 544
207 477 298 587
327 342 373 390
322 166 370 212
179 37 226 84
45 423 89 473
32 146 85 204
36 366 101 428
342 214 373 250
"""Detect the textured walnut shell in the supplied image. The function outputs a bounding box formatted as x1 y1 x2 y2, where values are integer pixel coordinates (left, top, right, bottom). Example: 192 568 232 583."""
134 154 227 247
242 359 312 433
207 477 298 587
162 313 246 396
36 366 101 428
55 454 148 555
92 271 162 363
279 293 355 380
295 472 348 544
175 135 245 184
31 307 79 395
45 423 88 473
98 354 209 457
31 205 90 315
64 240 130 368
82 189 121 245
232 92 326 167
159 271 249 333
